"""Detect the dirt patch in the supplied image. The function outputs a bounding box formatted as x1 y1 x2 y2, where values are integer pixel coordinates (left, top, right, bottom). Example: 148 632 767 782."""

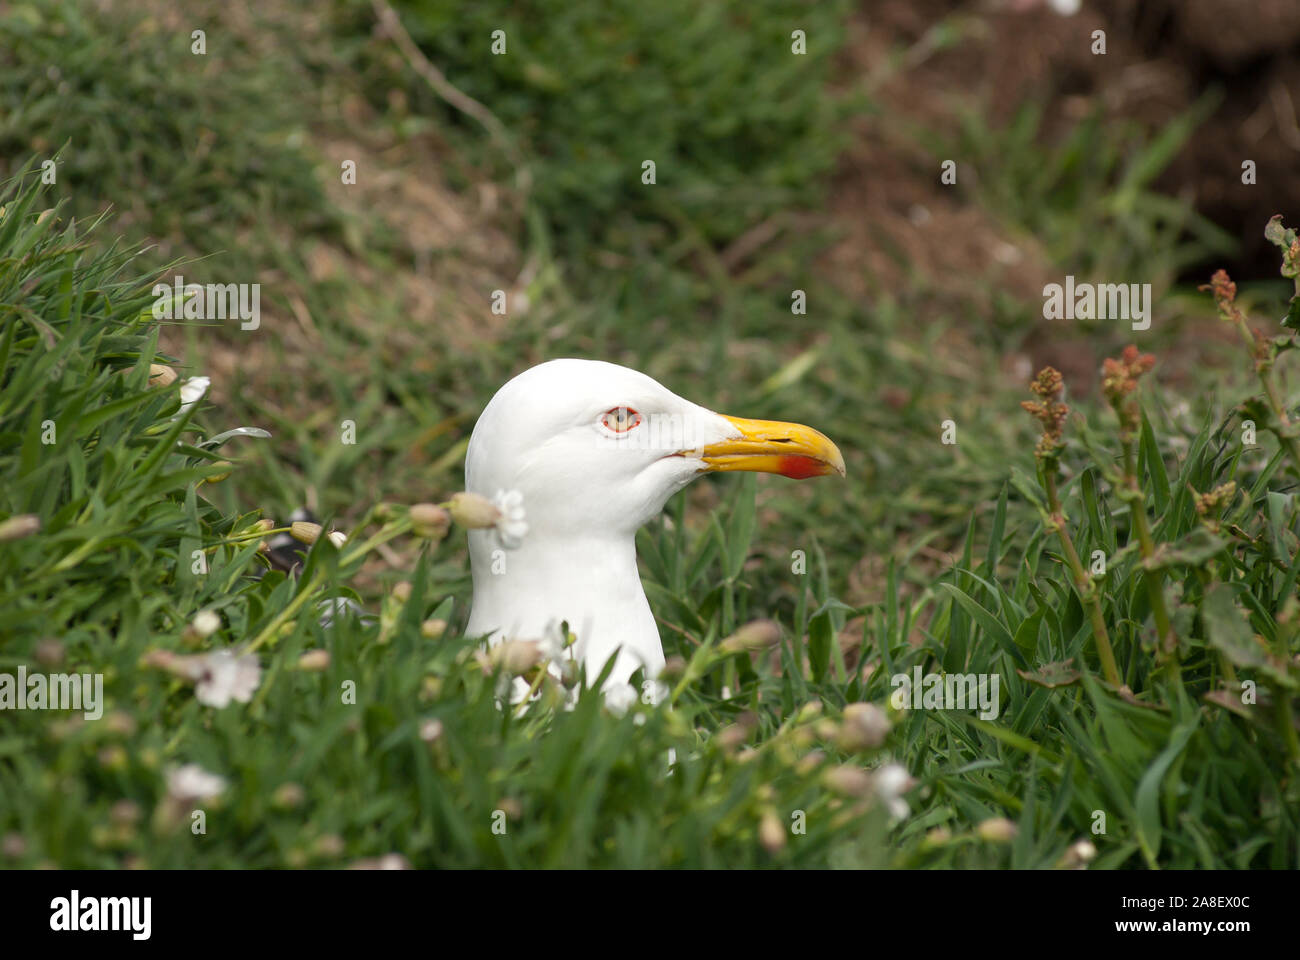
152 1 523 421
822 0 1300 295
816 0 1299 395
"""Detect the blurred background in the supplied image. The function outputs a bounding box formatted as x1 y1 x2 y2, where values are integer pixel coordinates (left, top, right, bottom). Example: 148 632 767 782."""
3 0 1298 611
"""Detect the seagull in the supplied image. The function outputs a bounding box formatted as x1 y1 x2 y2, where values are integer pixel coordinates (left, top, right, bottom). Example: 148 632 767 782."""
463 358 844 696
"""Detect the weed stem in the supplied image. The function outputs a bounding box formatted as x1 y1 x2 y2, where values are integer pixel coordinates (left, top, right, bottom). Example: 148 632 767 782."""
1044 471 1121 687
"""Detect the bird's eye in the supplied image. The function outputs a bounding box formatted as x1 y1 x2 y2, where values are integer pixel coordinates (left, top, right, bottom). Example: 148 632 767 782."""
600 406 642 433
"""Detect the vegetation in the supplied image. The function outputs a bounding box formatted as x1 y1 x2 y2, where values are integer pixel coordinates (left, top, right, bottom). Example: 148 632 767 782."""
1 0 1297 868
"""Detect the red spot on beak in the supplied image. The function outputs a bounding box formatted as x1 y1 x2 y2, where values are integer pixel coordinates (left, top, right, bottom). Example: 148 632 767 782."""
777 455 829 479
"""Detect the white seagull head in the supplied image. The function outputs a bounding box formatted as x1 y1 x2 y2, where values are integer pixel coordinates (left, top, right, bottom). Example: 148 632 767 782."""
463 358 844 694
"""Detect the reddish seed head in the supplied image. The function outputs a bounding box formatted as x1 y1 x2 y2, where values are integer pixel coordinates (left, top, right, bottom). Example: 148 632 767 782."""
1101 346 1157 439
1021 366 1069 463
1200 269 1246 326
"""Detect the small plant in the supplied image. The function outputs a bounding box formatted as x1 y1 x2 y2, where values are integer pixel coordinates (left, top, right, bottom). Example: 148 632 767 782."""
1022 366 1120 687
962 218 1300 867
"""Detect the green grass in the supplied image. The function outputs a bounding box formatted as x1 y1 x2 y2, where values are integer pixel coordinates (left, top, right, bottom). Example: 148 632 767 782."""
0 0 341 274
2 0 1298 869
0 170 903 867
360 0 855 256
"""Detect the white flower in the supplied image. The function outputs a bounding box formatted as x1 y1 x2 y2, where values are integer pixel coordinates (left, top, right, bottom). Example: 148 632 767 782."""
166 763 227 803
491 488 528 550
178 376 210 415
190 609 221 639
187 649 261 708
603 682 639 717
874 762 915 820
327 531 348 549
1064 839 1097 868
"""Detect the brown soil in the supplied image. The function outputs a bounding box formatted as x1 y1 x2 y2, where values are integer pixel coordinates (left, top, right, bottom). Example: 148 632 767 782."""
818 0 1300 390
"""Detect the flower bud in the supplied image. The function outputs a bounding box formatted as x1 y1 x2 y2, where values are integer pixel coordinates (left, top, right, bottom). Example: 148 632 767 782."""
822 764 872 797
148 364 177 388
206 461 232 483
1057 839 1097 869
489 640 543 676
252 518 274 553
721 619 781 654
836 702 890 752
2 833 27 859
0 514 40 541
105 711 137 737
420 619 447 640
297 649 330 672
191 609 221 639
290 521 323 544
659 655 687 680
98 745 128 771
977 817 1018 843
34 638 64 667
448 492 500 529
715 723 750 752
410 503 451 539
314 834 345 858
795 701 823 723
347 853 412 870
110 800 141 825
758 809 787 854
923 826 952 849
272 782 305 810
326 531 347 549
391 581 412 603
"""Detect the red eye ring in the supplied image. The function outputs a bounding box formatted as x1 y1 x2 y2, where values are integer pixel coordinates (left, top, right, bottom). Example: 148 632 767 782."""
600 406 642 433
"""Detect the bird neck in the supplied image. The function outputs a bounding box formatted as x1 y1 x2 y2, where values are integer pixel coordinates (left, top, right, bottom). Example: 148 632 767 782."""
466 529 664 685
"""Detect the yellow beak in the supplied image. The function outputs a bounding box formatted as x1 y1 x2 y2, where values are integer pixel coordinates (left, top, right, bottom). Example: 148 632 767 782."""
696 415 846 479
